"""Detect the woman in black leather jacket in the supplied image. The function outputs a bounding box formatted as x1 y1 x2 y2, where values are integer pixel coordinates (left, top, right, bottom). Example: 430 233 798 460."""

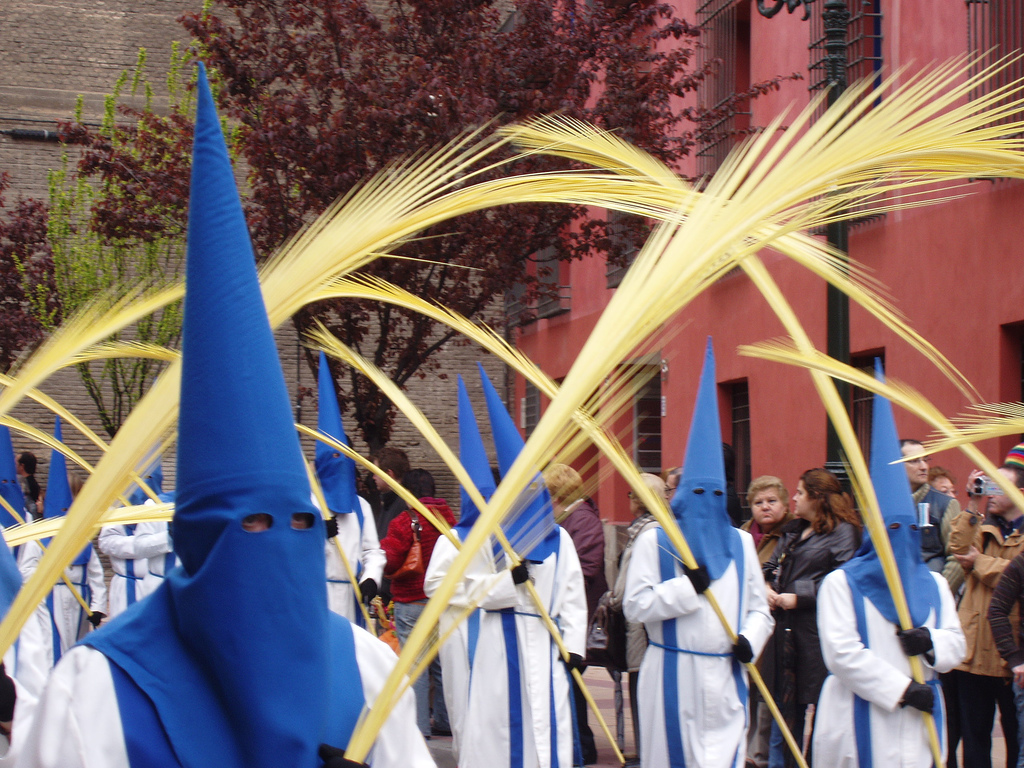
762 468 862 768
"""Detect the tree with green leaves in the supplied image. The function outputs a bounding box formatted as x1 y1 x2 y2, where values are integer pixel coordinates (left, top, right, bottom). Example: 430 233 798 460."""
41 48 192 437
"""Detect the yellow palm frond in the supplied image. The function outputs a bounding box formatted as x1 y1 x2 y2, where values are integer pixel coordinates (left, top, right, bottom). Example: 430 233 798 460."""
0 374 110 454
67 341 179 366
3 502 174 547
0 284 183 420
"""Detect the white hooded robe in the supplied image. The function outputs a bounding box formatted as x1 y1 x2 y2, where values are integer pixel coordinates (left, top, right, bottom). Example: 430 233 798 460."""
623 525 773 768
455 527 587 768
325 497 385 622
812 569 965 768
6 622 435 768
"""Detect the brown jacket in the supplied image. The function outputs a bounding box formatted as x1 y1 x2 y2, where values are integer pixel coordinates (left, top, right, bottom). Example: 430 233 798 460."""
950 510 1024 677
742 513 795 566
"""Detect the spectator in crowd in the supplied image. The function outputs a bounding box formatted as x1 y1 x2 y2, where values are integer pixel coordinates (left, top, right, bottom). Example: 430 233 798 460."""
950 463 1024 768
901 440 963 588
16 452 40 521
987 545 1024 768
381 468 455 740
763 468 861 768
741 476 793 768
930 466 958 499
1006 443 1024 473
662 466 681 501
373 446 411 540
743 476 793 565
608 471 664 767
373 446 412 605
544 462 606 765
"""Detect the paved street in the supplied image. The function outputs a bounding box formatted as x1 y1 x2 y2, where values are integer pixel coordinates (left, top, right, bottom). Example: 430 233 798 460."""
426 667 1010 768
427 667 635 768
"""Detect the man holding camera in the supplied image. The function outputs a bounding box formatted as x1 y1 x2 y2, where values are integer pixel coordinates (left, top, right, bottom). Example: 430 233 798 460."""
901 439 964 587
949 463 1024 768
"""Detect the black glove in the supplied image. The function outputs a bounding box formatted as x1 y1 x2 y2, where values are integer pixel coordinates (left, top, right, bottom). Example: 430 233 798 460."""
88 611 105 628
684 564 711 594
900 681 934 712
0 662 14 723
359 578 378 603
319 743 368 768
510 562 530 585
325 515 339 539
566 652 585 673
733 634 754 663
896 626 933 657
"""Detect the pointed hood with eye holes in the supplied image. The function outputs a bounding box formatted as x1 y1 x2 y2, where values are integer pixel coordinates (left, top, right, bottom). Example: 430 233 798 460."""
42 417 72 521
0 426 25 527
126 457 164 507
43 417 90 566
455 373 497 539
478 363 559 563
316 351 359 516
82 64 338 768
842 360 938 627
669 338 740 581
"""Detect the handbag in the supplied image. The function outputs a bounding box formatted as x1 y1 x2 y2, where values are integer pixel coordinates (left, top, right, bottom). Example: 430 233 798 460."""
385 511 424 581
585 590 628 671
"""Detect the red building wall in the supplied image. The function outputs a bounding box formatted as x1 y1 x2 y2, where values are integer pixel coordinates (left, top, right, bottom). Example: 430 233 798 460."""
514 0 1024 523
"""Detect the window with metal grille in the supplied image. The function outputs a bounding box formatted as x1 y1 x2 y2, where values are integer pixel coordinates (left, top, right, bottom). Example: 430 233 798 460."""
850 351 882 463
634 374 663 473
521 380 541 437
605 209 641 289
808 0 883 106
504 247 570 327
696 0 751 178
968 0 1024 131
729 380 751 505
535 246 571 319
807 0 883 227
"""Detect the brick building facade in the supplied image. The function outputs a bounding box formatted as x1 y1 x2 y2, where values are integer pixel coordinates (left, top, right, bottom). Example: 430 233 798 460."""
0 1 505 507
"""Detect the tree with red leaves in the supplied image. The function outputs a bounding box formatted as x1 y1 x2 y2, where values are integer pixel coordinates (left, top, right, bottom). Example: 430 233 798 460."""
179 0 796 452
25 1 787 450
0 174 55 373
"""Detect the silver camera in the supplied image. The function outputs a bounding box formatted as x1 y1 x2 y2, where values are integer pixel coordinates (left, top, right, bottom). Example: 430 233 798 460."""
971 475 1004 496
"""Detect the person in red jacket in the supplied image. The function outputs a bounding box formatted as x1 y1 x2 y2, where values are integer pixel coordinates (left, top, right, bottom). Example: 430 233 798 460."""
381 468 457 739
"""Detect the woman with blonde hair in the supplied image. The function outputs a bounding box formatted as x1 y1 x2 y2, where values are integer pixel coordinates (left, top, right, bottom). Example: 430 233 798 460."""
543 462 606 764
741 475 793 768
609 472 666 766
742 476 793 566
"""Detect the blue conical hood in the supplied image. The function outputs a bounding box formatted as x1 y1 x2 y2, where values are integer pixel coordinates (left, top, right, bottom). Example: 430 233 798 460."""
843 360 938 626
315 351 358 515
127 457 164 507
0 530 20 621
83 64 332 768
669 338 738 580
174 68 318 572
43 417 90 564
43 417 72 520
0 426 25 527
456 375 496 538
478 363 558 562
